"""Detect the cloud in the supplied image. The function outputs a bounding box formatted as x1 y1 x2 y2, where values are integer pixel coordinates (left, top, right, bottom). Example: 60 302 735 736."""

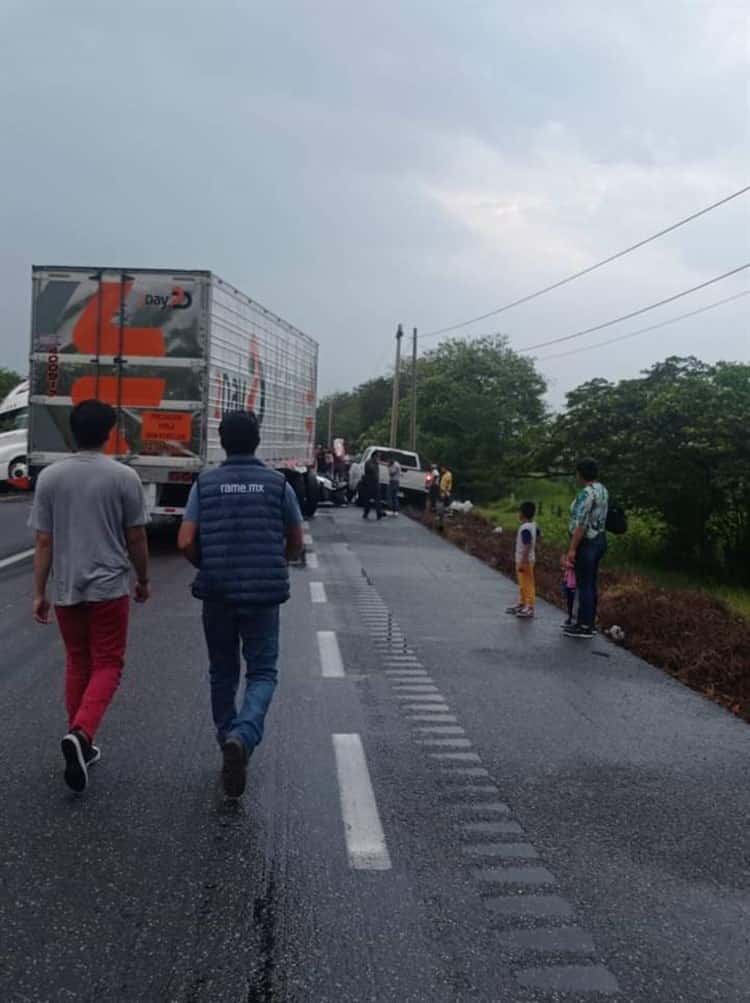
0 0 747 408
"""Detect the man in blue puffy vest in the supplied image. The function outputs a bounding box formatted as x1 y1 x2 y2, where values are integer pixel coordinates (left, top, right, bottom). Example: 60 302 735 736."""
178 410 304 798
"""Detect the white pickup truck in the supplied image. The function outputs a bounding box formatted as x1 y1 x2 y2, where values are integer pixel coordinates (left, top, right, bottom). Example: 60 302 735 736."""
349 446 427 506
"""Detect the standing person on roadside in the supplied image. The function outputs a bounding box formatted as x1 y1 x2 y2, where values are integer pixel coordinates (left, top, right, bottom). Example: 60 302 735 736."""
505 500 540 618
427 463 440 512
361 450 383 520
178 410 304 799
436 464 453 529
388 456 402 516
563 458 608 639
439 465 453 506
30 399 150 793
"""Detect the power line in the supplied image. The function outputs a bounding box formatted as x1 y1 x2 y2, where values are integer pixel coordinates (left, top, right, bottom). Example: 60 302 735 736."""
515 263 750 352
420 184 750 339
532 289 750 361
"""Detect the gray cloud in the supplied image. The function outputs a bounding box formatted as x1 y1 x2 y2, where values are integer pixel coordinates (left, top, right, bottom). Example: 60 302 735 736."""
0 0 747 406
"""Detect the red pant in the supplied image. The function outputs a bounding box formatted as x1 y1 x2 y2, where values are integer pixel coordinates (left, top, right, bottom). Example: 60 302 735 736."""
55 597 130 741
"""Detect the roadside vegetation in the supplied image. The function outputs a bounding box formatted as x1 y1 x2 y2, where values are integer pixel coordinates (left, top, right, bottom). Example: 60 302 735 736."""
0 367 21 404
321 339 749 719
320 342 749 593
413 506 750 723
478 477 750 621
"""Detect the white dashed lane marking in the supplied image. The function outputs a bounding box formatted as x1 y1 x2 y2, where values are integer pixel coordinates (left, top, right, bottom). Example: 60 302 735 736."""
333 734 391 871
306 552 319 569
0 548 34 570
317 630 345 678
351 574 620 996
309 581 327 604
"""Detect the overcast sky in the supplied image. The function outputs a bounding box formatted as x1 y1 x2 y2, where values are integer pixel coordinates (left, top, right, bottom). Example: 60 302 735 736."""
0 1 747 408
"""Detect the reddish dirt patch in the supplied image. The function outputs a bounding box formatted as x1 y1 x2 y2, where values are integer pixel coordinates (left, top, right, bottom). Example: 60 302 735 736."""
410 509 750 723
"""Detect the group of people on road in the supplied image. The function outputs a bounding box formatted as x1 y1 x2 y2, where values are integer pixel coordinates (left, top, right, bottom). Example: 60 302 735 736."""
31 399 610 803
31 402 303 799
506 458 609 639
358 450 404 519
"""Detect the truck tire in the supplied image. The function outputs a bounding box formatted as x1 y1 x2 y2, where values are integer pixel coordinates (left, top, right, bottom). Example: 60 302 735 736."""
302 470 319 518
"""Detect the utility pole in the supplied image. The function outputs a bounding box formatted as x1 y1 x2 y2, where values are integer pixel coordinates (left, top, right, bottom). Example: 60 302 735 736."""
327 397 334 447
409 327 418 451
389 324 404 447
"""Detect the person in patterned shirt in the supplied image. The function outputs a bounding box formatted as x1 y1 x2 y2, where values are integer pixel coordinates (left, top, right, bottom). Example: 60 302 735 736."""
563 458 608 639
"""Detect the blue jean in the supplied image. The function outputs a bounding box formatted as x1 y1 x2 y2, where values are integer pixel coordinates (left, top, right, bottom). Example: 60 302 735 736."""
201 602 280 754
389 483 400 512
575 534 607 628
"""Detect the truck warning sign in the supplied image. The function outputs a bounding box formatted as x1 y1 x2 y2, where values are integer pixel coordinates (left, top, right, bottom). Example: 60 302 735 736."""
141 411 192 443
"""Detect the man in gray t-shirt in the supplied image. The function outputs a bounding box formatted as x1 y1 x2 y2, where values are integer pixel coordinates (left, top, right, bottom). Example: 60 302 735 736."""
30 400 151 794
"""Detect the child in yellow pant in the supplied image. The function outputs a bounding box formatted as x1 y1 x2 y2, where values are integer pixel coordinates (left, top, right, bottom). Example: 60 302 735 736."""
505 501 539 618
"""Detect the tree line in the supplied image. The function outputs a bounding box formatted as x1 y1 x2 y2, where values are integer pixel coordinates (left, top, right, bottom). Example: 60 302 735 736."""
317 338 750 583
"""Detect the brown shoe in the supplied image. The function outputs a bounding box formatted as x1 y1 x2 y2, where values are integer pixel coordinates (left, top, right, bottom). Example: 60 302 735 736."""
221 737 247 799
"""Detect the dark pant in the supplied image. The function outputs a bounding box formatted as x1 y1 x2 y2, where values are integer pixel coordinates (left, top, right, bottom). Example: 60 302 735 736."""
575 534 607 628
201 602 280 754
389 483 400 513
56 597 130 741
362 482 382 519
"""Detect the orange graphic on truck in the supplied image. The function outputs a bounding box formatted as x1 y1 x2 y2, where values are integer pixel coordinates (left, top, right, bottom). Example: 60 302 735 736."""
70 280 167 454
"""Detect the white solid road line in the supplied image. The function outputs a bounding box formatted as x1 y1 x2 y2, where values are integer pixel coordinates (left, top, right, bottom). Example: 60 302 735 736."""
309 581 327 604
332 733 392 871
317 630 345 678
0 548 35 570
306 552 319 569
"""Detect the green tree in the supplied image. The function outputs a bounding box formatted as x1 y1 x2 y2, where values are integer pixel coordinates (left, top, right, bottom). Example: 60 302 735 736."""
546 357 750 578
316 376 393 451
0 367 22 402
396 336 547 499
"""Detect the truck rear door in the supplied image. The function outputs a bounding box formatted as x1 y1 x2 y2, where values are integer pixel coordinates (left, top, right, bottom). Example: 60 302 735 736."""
30 268 207 472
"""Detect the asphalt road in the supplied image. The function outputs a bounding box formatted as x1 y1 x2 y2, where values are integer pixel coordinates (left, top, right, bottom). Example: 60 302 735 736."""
1 500 748 1002
0 492 34 559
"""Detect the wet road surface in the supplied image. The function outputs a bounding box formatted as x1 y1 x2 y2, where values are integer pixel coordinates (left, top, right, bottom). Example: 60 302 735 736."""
1 501 748 1001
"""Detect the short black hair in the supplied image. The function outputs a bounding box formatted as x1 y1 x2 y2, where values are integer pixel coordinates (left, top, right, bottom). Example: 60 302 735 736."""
576 457 598 481
219 410 260 455
70 399 117 450
520 500 536 520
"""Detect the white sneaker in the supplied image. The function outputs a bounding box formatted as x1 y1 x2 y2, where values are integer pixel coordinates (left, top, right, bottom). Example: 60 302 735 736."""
516 606 535 618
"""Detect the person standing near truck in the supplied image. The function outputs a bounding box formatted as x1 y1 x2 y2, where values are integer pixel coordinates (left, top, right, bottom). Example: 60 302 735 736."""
388 456 402 515
30 399 151 793
360 450 383 520
427 463 440 511
439 465 453 506
178 410 304 799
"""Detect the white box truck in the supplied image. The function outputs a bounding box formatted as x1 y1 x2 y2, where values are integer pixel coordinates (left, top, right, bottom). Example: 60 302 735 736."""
28 266 319 517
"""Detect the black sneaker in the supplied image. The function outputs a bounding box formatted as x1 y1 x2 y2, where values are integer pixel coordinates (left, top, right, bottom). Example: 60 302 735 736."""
560 618 575 629
563 624 594 639
222 737 247 799
85 744 101 767
61 731 90 792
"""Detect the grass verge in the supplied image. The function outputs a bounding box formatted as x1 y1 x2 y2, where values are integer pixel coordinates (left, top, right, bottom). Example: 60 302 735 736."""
410 507 750 724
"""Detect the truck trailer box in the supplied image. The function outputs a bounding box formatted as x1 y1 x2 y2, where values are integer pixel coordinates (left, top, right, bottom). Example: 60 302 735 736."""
28 266 318 515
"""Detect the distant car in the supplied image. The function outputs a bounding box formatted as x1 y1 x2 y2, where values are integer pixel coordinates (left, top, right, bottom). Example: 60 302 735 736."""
0 381 30 489
348 446 427 507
